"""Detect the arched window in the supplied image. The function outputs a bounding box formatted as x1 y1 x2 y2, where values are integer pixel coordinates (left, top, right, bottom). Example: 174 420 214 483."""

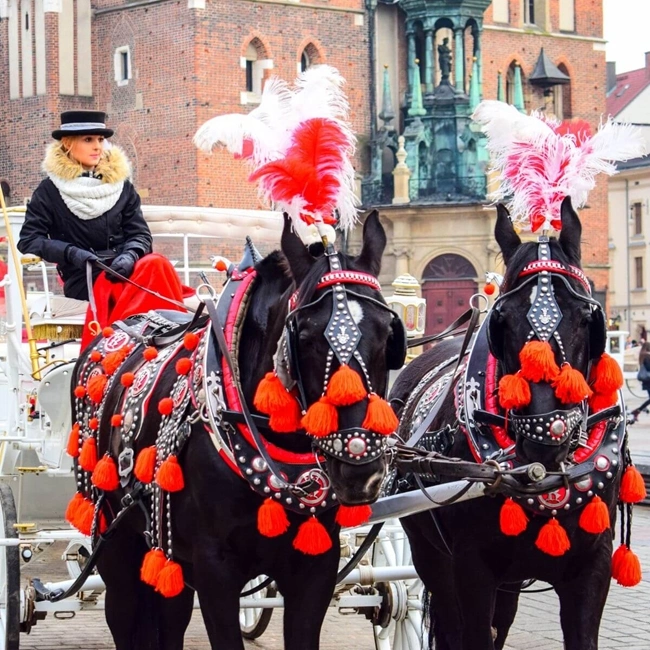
299 43 321 74
554 63 572 119
505 62 525 109
244 39 267 96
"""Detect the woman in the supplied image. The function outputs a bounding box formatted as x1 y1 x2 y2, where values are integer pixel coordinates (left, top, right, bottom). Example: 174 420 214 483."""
631 340 650 422
18 110 186 347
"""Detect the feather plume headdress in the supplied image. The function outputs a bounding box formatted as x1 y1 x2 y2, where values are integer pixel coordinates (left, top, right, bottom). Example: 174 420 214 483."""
194 65 358 237
473 100 647 232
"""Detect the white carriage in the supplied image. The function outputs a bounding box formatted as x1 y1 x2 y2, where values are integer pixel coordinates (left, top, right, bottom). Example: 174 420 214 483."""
0 202 487 650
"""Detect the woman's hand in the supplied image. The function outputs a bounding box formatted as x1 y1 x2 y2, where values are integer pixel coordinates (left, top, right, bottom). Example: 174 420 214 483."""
65 246 98 269
107 251 138 282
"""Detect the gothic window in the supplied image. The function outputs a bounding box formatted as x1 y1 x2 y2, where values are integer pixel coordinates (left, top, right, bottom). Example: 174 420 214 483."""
299 43 321 74
244 39 268 98
422 254 477 281
635 256 644 289
114 46 132 86
553 64 572 119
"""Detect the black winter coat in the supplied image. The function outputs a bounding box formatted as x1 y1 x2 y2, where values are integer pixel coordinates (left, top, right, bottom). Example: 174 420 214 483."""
18 179 152 300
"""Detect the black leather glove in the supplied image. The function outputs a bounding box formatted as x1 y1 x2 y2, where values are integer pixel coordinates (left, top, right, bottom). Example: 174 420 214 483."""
65 246 98 270
107 250 139 282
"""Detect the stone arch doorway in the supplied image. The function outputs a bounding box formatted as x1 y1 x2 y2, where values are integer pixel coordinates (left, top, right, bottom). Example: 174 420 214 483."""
422 254 478 335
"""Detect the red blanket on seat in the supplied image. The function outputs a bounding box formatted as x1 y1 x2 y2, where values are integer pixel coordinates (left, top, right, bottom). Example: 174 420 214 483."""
81 253 189 349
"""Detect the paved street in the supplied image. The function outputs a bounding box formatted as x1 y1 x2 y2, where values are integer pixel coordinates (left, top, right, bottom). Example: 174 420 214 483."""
15 382 650 649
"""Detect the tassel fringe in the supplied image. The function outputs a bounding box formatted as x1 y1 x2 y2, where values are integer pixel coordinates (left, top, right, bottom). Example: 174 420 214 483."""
620 466 647 504
257 498 290 537
79 437 98 472
578 495 610 534
591 353 624 394
519 341 560 382
611 544 642 587
91 455 120 491
141 548 167 587
326 365 367 406
67 423 80 458
552 364 592 404
301 397 338 437
362 394 398 435
335 504 372 527
535 518 571 557
134 446 158 484
293 517 332 555
498 373 531 410
155 560 185 598
499 498 528 536
156 455 185 492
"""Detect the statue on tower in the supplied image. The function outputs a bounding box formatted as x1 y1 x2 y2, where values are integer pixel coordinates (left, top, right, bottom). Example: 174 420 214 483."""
438 37 452 84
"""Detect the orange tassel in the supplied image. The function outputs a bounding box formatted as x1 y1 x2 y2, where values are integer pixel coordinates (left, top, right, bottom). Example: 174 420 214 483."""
326 365 367 406
89 417 99 431
612 545 642 587
268 398 303 433
155 455 184 492
588 391 618 413
183 332 199 351
75 499 96 536
87 373 108 404
141 548 167 587
535 518 571 556
335 504 372 527
65 492 84 527
102 346 131 376
257 498 290 537
254 372 296 414
143 346 158 361
79 437 98 472
92 455 120 491
176 358 192 375
90 350 103 363
620 466 647 503
499 498 528 536
591 353 624 394
158 397 174 416
578 495 610 534
134 446 158 484
292 517 332 555
519 341 560 383
155 560 185 598
498 373 531 410
74 385 86 399
362 394 398 435
301 397 338 437
111 414 123 427
67 423 80 458
552 364 592 404
103 327 115 338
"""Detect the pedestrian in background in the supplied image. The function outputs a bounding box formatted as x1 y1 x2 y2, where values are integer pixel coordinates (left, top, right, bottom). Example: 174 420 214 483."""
631 341 650 422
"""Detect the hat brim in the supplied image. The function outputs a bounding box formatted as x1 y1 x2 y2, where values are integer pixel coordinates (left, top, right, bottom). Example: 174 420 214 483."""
52 128 114 140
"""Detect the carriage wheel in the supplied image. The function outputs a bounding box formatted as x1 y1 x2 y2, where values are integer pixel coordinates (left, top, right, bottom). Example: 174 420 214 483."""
371 521 424 650
0 484 21 650
239 575 276 640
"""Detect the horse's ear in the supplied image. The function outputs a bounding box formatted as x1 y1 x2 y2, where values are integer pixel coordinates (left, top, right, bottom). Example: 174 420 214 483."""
356 210 386 277
494 204 521 266
281 214 314 284
558 196 582 267
589 306 607 360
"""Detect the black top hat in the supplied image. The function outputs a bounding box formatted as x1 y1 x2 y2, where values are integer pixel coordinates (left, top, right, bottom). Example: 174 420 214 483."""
52 110 114 140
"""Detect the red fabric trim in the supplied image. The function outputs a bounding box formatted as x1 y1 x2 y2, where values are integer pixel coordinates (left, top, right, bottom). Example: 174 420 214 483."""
222 274 315 465
518 261 590 293
486 353 514 450
573 420 608 464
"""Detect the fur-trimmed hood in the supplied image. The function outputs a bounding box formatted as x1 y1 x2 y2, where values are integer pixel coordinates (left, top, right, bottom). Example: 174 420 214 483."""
42 142 131 184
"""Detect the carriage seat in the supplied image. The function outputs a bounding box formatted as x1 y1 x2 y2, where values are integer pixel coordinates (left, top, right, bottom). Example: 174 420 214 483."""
28 295 87 341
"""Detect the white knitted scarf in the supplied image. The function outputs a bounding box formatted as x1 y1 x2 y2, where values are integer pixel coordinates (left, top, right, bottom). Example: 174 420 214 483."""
48 174 124 220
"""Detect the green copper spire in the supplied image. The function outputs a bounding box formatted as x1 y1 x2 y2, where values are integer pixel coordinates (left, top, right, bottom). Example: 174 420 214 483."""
408 59 426 117
469 58 480 111
379 65 395 129
513 62 525 112
497 70 504 102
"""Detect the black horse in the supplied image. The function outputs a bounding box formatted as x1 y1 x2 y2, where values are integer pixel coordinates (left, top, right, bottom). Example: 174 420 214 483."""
391 198 626 650
67 212 404 650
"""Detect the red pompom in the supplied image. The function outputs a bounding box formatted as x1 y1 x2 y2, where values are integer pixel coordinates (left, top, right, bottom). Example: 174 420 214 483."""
326 365 367 406
79 437 98 472
134 446 158 484
499 498 528 536
292 516 332 556
143 346 158 361
362 394 398 435
183 332 199 351
535 518 571 557
74 385 86 399
257 498 290 537
175 358 192 375
90 350 103 363
158 397 174 416
620 465 647 504
141 548 167 587
611 544 642 587
155 560 185 598
268 398 303 433
121 372 135 387
519 341 560 383
591 353 624 395
588 391 618 413
91 455 120 491
578 495 610 534
66 423 80 458
102 346 131 376
65 492 84 527
102 327 115 338
498 373 531 410
155 455 184 492
301 397 338 438
111 414 123 427
335 505 372 528
552 364 592 404
88 417 99 430
254 372 296 414
484 283 496 296
87 373 108 404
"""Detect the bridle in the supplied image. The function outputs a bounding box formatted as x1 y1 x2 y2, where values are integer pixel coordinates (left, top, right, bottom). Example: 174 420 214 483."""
278 248 407 465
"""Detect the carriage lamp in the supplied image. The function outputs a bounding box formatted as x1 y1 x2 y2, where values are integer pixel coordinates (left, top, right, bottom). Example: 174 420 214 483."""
385 274 425 339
